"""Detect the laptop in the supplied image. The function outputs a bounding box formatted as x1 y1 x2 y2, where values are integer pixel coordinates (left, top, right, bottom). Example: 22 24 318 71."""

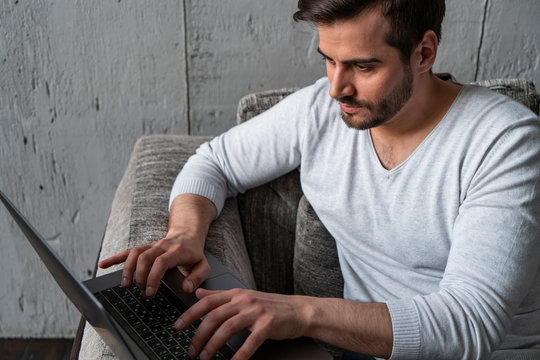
0 190 332 360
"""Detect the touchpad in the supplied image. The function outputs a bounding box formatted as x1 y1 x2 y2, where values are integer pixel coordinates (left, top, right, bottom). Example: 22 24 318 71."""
201 273 247 291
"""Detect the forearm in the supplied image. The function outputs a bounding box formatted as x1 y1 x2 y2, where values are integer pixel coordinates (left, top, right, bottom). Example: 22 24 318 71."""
168 193 217 242
301 297 393 359
98 193 218 296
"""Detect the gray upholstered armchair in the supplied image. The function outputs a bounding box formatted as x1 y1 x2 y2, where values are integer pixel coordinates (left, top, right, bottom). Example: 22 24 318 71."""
74 78 539 359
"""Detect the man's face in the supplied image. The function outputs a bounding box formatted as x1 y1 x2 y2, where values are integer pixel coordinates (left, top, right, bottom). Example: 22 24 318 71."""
318 10 414 130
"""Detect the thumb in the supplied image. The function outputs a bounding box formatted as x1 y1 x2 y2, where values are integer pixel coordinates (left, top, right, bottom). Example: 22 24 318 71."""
181 257 211 293
195 287 217 299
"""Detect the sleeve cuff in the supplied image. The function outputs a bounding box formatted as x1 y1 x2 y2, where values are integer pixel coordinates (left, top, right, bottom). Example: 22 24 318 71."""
385 299 422 359
169 178 227 215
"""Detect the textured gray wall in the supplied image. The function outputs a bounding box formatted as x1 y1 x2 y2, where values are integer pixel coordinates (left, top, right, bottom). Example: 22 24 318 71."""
0 0 538 338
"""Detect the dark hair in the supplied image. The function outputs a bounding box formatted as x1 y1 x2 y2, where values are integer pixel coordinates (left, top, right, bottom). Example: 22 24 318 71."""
293 0 446 62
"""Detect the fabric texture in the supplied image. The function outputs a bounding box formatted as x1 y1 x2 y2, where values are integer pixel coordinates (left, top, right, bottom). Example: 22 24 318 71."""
236 87 300 125
294 196 343 298
235 87 306 294
471 78 540 115
236 170 304 294
169 77 540 359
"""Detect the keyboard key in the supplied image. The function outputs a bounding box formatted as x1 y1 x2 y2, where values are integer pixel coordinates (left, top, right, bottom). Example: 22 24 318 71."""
129 316 144 328
115 304 130 315
163 323 176 333
113 286 132 300
171 331 189 342
148 322 163 333
167 307 182 320
162 337 177 349
121 310 137 321
133 323 148 335
147 338 162 350
142 297 158 310
154 346 171 357
153 312 169 323
132 304 146 315
102 290 124 306
169 345 183 357
219 344 235 357
156 329 171 340
141 313 158 324
178 337 191 350
140 330 156 342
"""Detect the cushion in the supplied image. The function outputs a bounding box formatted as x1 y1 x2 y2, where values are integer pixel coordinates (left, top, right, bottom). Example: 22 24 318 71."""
470 78 540 115
236 87 300 125
236 87 304 294
294 196 343 298
237 170 303 294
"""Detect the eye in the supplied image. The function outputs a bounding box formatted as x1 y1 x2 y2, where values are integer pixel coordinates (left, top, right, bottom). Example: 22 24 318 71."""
322 56 336 65
355 64 373 72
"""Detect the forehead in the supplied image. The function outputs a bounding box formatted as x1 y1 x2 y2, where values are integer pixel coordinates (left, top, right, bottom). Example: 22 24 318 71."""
317 10 394 59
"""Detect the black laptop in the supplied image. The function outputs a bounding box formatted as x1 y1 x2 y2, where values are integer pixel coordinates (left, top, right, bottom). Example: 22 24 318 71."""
0 190 332 360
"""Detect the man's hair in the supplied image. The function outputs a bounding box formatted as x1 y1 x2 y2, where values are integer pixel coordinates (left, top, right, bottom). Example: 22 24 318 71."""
293 0 446 63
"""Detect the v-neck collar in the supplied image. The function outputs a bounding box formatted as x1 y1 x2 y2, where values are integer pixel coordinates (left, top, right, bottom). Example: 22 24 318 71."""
365 85 467 175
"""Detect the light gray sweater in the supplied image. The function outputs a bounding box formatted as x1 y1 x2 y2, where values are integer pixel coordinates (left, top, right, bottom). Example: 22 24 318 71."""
170 78 540 359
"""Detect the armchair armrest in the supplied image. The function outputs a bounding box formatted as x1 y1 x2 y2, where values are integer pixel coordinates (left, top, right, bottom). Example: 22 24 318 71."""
78 134 255 360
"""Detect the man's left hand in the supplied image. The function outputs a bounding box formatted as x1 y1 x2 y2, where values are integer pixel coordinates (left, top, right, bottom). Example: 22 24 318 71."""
175 288 310 360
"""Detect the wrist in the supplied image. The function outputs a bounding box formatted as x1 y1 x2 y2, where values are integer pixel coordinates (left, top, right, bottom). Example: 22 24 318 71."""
294 295 321 338
168 193 217 237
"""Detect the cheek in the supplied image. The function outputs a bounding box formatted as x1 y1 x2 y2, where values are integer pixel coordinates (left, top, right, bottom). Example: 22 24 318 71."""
359 73 400 100
354 77 385 101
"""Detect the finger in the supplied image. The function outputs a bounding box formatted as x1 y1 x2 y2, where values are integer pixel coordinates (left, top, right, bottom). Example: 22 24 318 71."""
120 246 149 288
232 330 268 360
98 249 130 269
182 259 211 293
145 251 185 297
189 301 243 358
198 314 253 360
195 287 221 299
175 290 229 330
134 246 166 293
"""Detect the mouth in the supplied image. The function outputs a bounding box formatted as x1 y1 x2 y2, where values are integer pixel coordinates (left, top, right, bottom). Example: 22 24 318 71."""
339 102 365 114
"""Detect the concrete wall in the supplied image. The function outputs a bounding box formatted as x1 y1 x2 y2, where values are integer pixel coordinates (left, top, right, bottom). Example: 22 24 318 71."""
0 0 538 338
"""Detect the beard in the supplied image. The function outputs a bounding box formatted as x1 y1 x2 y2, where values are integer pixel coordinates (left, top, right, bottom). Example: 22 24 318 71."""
338 67 414 130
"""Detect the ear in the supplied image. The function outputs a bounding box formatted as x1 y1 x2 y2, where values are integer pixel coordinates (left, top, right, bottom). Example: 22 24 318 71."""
411 30 438 74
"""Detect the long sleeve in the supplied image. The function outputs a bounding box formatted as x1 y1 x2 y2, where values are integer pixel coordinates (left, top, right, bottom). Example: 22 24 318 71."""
385 108 540 359
169 83 315 214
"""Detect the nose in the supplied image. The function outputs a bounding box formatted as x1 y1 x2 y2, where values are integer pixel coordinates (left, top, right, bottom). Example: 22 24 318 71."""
328 65 355 99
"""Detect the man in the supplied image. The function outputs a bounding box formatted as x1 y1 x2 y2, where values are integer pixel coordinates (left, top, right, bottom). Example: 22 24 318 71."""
99 1 540 359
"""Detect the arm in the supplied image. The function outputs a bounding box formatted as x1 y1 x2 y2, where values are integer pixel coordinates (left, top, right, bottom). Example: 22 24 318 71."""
176 289 393 360
100 84 316 292
99 193 216 295
176 113 540 360
387 118 540 359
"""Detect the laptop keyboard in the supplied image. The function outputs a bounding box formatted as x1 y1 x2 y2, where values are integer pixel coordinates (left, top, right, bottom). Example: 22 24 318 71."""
95 281 234 360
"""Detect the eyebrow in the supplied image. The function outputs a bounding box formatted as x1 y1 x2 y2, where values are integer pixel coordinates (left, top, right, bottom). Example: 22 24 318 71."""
317 47 382 65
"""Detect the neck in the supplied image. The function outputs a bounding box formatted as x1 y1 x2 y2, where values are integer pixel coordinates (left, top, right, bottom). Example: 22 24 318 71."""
369 73 462 169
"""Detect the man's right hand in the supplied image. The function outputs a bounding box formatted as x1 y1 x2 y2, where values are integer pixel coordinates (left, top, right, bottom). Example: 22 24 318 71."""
98 194 217 297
